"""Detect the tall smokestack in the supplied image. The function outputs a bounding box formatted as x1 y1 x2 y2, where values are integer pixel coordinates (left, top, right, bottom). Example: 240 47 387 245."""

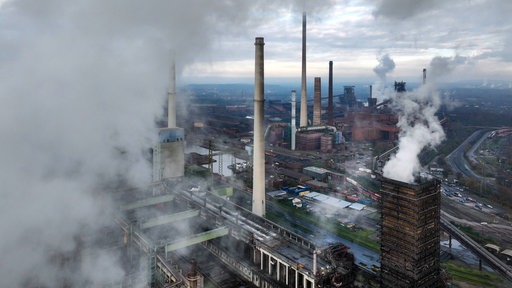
328 61 333 126
422 68 427 85
168 59 176 128
291 90 297 151
368 84 377 107
299 12 308 127
313 77 321 125
252 37 265 217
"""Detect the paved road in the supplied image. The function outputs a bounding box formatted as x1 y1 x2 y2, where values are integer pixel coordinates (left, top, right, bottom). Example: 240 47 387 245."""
445 130 488 181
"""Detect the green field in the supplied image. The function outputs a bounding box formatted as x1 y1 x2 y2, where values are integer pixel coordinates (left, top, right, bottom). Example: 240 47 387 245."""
442 262 506 287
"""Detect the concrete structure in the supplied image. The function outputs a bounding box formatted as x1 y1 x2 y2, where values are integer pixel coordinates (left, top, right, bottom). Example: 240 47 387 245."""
153 61 185 183
303 166 329 181
313 77 321 125
153 128 185 182
168 59 176 128
118 187 356 288
328 61 334 125
252 37 265 217
341 86 356 108
291 90 297 151
300 12 308 127
320 134 333 152
379 176 442 288
296 131 323 151
367 85 377 107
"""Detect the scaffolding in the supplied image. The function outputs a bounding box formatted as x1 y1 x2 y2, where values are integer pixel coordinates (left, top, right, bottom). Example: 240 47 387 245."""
379 177 442 288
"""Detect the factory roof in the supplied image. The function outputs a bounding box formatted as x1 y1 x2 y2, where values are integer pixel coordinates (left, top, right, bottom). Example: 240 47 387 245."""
500 249 512 257
304 192 352 209
303 166 329 174
348 203 366 211
267 190 287 198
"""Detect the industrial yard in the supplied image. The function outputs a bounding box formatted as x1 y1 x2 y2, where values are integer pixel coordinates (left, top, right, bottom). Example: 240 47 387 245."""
3 1 512 288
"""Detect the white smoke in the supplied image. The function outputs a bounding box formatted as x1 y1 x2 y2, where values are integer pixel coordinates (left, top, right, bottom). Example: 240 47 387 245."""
382 83 445 183
429 55 469 81
381 56 469 183
372 53 396 100
0 0 337 287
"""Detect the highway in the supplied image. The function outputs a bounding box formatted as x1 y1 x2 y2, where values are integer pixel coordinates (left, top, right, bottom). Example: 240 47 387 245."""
445 129 495 184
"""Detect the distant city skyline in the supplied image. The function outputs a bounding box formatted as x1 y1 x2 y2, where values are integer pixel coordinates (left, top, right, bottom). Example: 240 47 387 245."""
181 1 512 85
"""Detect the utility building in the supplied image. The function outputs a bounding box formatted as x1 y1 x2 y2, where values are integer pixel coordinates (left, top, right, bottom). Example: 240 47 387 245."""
153 128 185 182
379 176 442 288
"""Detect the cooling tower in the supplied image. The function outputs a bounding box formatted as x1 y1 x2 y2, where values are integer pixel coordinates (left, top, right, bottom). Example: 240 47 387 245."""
299 12 308 127
252 37 265 217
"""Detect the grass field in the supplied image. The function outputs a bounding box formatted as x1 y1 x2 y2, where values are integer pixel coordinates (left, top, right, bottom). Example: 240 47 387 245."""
442 262 506 287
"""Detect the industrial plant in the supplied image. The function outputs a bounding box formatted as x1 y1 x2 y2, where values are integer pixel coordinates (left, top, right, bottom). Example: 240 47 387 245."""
109 10 512 288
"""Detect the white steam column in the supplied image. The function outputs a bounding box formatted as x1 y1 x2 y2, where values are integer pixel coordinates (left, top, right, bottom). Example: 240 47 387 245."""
252 37 265 217
299 12 308 127
168 60 176 128
291 90 297 150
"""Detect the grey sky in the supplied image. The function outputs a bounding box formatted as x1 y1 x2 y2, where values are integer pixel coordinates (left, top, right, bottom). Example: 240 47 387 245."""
0 0 509 286
180 0 512 83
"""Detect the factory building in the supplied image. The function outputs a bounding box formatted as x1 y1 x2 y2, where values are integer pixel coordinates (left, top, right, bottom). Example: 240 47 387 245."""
296 131 323 150
379 176 442 288
153 128 185 182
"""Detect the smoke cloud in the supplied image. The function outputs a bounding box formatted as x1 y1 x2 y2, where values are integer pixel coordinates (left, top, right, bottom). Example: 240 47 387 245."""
372 0 445 19
373 53 396 80
0 0 337 287
381 56 458 183
429 55 469 80
372 53 396 99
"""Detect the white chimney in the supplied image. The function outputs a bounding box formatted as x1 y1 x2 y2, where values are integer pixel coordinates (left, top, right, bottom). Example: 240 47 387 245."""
168 59 176 128
252 37 265 217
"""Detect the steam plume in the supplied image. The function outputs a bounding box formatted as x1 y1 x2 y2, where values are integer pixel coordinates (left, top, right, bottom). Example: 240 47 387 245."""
381 56 466 183
373 53 396 99
0 0 337 287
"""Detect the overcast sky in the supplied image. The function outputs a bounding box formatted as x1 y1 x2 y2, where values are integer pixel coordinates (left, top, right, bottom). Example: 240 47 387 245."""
0 1 509 285
1 0 511 85
180 0 512 84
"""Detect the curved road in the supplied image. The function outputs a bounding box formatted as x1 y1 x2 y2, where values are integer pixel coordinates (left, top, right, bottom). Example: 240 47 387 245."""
445 130 490 181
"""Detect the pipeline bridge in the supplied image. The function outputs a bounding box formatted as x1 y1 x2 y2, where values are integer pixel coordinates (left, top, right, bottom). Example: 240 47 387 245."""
440 216 512 282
